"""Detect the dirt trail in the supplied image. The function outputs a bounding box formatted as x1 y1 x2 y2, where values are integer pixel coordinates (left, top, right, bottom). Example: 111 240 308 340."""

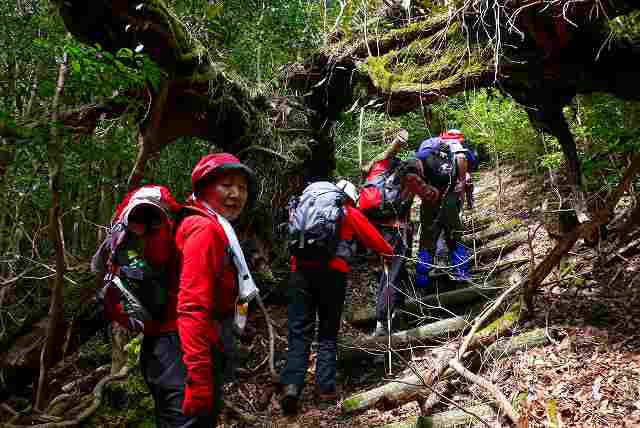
218 164 545 427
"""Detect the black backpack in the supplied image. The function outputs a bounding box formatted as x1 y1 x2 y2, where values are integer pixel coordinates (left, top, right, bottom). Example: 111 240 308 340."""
358 158 410 220
287 181 348 260
417 138 457 189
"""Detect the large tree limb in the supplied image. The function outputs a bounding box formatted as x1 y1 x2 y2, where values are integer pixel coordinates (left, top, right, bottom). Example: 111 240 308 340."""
341 305 522 414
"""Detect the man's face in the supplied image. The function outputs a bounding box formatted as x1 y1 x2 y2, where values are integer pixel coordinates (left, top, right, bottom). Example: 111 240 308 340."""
201 170 249 221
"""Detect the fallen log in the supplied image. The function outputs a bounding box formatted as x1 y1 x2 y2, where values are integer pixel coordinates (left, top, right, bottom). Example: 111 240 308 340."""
462 220 523 246
462 216 494 233
346 284 499 326
341 306 522 414
483 328 549 361
475 230 528 263
339 317 467 361
381 403 497 428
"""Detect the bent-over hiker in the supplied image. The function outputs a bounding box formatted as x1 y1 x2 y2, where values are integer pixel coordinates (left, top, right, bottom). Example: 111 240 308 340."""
358 129 441 337
279 179 393 415
415 130 471 287
91 185 188 426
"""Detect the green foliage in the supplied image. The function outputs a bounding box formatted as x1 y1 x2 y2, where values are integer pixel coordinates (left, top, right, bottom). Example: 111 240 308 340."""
335 107 433 182
63 40 165 97
610 11 640 43
434 90 541 163
193 0 326 83
569 93 640 191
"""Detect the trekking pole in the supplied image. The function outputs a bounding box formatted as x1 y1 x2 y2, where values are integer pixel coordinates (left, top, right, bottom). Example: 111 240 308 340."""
383 262 392 376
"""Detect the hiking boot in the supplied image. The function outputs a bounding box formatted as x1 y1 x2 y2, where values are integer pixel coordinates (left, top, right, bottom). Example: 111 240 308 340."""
280 384 301 416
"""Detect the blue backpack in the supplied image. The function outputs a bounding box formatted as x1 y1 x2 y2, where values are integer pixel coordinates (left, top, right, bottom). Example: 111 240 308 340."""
416 137 447 162
416 137 479 172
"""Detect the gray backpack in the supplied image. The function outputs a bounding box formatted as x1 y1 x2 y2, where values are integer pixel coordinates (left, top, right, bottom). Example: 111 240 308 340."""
288 181 347 260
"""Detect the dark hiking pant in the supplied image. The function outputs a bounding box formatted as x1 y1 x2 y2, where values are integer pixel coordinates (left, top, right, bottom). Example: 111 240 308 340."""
420 191 463 253
280 268 347 394
375 225 414 322
141 333 224 428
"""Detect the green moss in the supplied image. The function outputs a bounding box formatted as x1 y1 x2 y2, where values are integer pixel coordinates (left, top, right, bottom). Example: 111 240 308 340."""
476 304 522 337
359 17 491 94
341 396 363 413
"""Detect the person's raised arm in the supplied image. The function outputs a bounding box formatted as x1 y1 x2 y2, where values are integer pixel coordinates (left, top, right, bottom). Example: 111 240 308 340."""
345 205 393 256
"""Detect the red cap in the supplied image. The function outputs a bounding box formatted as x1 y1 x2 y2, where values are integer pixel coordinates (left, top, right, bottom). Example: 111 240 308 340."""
191 153 257 205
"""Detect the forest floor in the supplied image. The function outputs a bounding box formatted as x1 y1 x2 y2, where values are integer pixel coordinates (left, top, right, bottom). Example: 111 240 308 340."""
3 163 640 428
217 164 640 427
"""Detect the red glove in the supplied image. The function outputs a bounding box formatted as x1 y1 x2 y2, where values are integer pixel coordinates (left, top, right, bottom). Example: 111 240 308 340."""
182 381 214 416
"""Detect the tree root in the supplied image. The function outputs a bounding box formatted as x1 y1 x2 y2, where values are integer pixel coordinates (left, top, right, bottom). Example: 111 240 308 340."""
5 364 132 428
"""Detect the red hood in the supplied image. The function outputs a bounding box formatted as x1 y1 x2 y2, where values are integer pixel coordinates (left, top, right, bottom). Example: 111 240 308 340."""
191 153 257 206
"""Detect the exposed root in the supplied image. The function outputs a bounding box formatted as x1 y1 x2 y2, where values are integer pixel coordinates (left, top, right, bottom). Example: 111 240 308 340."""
5 364 132 428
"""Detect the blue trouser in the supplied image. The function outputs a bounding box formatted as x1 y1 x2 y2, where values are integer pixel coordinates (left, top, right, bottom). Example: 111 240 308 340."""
280 268 347 394
141 333 226 428
375 225 413 322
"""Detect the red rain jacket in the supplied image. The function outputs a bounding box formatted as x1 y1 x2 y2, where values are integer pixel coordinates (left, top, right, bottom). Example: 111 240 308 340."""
292 204 393 273
175 200 239 386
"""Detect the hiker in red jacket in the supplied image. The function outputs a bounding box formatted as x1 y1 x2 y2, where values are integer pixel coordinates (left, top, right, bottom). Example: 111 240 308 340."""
140 153 256 427
358 129 441 338
279 180 393 415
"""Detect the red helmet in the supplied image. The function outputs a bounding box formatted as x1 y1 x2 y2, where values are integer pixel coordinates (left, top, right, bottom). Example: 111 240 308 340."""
191 153 257 205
